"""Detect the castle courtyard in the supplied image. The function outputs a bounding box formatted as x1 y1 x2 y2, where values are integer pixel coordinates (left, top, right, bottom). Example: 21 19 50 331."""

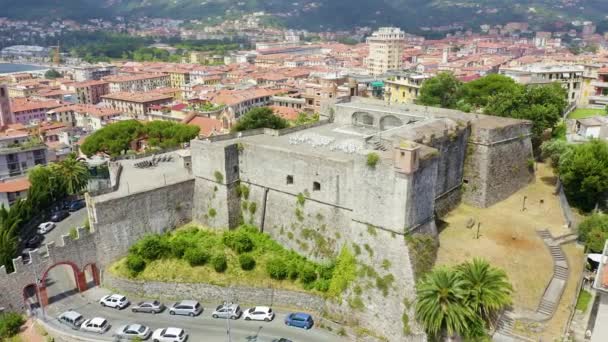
437 162 585 339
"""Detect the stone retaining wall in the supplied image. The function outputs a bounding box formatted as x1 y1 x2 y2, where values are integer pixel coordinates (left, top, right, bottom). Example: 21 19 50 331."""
104 273 326 313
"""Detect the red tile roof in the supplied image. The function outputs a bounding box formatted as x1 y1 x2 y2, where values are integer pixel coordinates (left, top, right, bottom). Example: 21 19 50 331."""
0 178 30 193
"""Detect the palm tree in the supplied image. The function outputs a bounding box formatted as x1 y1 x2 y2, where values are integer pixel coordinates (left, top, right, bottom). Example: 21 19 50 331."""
52 156 90 196
457 258 513 326
415 267 476 339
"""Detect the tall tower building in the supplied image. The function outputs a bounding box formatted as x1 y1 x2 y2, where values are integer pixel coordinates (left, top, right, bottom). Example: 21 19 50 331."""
0 84 13 127
365 27 406 76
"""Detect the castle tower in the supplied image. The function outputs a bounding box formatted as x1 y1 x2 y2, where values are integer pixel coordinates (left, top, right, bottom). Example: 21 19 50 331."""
0 84 14 127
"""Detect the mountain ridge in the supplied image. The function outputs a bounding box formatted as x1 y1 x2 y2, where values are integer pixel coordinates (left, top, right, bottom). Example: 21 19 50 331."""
1 0 608 31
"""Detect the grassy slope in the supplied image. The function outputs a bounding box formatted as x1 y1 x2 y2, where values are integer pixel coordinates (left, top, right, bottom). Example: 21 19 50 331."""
568 108 606 119
109 224 341 295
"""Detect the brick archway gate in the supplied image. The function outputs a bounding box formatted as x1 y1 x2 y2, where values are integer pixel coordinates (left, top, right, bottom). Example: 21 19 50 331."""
38 261 86 307
83 263 101 289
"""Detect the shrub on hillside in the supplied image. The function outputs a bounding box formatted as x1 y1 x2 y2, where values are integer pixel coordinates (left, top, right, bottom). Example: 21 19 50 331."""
287 261 300 280
132 234 169 261
222 231 254 253
314 279 330 292
238 254 256 270
126 254 146 274
266 258 289 280
184 248 210 266
300 265 317 284
0 312 24 338
318 262 335 280
212 254 228 273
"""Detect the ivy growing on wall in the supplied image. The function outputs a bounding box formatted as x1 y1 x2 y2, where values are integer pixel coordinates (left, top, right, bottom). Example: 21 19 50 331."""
404 233 438 280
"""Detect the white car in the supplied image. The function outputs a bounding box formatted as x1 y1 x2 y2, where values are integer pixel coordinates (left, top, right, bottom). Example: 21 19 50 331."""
243 306 275 322
151 327 188 342
100 294 129 309
37 222 55 234
80 317 111 334
113 324 151 340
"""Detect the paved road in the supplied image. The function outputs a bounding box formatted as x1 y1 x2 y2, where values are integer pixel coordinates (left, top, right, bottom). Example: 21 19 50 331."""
43 208 88 246
43 287 345 342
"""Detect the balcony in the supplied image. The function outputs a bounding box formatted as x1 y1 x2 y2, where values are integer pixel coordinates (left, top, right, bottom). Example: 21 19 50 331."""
591 81 608 88
589 95 608 106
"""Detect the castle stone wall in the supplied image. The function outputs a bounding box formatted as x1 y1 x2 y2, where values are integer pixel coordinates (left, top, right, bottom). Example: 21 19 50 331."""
464 120 534 207
90 179 194 266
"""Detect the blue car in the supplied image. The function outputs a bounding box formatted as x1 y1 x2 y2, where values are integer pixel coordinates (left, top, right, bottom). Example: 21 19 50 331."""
284 312 314 329
69 199 85 212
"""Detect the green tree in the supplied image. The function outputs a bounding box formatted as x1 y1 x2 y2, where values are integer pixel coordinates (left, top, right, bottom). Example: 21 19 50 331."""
457 258 512 325
541 139 572 168
0 206 21 273
577 214 608 252
44 69 62 79
460 74 520 108
485 83 567 147
415 267 476 338
416 72 463 109
559 140 608 211
51 156 90 195
80 120 143 157
231 107 289 132
28 165 67 210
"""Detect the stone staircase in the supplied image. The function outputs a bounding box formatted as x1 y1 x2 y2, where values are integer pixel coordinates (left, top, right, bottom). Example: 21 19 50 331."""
535 229 569 318
493 230 573 341
367 136 390 151
495 313 515 337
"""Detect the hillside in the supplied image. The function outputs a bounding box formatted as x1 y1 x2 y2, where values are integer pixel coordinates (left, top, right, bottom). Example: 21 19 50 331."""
2 0 608 31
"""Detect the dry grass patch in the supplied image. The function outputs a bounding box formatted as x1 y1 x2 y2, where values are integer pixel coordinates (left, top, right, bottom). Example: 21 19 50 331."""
437 163 567 311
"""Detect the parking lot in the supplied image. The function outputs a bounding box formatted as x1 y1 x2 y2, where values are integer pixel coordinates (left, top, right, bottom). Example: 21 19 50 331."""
42 287 345 342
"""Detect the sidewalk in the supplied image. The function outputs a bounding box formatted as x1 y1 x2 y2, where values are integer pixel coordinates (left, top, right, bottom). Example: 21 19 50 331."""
19 318 45 342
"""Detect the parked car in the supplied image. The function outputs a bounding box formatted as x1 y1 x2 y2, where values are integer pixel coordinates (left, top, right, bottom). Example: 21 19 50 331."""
113 324 151 340
243 306 275 322
284 312 314 329
37 222 56 234
80 317 111 334
58 310 85 330
100 294 130 309
132 300 165 314
168 300 203 317
271 339 293 342
25 234 43 248
69 199 85 212
211 303 242 319
151 327 188 342
50 210 69 222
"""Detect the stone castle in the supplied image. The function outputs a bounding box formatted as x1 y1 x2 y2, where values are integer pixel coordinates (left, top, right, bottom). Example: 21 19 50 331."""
0 97 533 341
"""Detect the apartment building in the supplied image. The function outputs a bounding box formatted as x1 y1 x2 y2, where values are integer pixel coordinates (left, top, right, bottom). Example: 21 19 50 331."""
73 65 117 81
0 131 48 179
384 72 430 104
69 80 110 104
0 177 30 207
101 92 174 118
500 64 584 104
365 27 406 76
588 67 608 108
9 98 63 125
104 74 171 93
47 104 122 130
